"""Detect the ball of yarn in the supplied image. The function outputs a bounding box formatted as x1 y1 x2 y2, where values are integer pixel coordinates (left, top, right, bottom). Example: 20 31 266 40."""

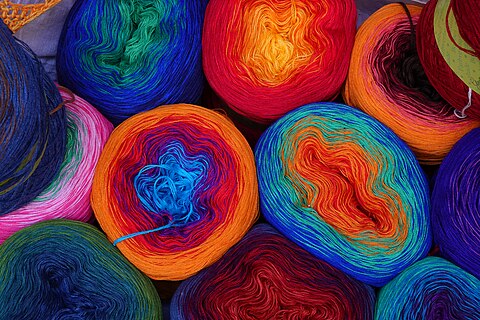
202 0 357 124
255 102 431 286
171 223 375 319
0 219 162 319
417 0 480 118
0 86 113 244
0 20 66 215
431 127 480 279
375 257 480 319
56 0 207 124
91 104 259 280
344 3 480 165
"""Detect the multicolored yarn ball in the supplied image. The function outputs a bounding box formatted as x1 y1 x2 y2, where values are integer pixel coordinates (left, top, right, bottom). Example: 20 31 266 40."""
431 127 480 279
0 219 162 319
0 86 113 244
0 19 66 215
255 102 431 287
344 3 480 165
171 223 375 319
56 0 207 124
375 257 480 319
202 0 357 124
91 104 259 280
417 0 480 119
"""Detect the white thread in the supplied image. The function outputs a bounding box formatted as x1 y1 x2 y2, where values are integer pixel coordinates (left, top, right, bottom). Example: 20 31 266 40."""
454 88 472 119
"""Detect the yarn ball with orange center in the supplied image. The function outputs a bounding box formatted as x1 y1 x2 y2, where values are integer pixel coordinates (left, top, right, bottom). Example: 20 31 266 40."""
202 0 357 124
91 104 259 280
344 3 480 165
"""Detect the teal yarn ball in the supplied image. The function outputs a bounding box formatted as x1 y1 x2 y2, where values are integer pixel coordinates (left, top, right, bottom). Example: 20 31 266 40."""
255 102 431 286
0 219 162 319
56 0 208 124
376 257 480 319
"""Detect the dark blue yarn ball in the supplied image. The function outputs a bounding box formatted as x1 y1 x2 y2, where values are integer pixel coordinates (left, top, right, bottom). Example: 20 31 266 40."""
56 0 208 125
0 20 66 215
431 127 480 279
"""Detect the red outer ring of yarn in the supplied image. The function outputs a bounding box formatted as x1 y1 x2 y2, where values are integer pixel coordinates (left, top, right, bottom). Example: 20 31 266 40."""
416 0 480 118
202 0 357 124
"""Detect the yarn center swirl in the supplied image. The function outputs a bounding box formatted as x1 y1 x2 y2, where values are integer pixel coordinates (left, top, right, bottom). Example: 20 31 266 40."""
134 141 207 227
240 1 319 86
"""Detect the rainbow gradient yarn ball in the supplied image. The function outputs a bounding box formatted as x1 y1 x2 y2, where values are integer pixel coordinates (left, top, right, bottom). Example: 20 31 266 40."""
91 104 259 280
171 223 375 319
376 257 480 319
56 0 208 124
0 219 162 319
255 102 431 286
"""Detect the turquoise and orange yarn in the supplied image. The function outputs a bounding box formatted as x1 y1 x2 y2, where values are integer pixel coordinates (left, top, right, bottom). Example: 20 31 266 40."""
255 102 431 286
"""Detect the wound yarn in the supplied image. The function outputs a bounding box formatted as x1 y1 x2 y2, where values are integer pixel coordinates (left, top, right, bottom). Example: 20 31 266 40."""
255 102 431 286
56 0 208 124
344 3 480 165
171 223 375 320
202 0 357 124
0 219 162 319
375 257 480 319
431 127 480 280
91 104 259 280
417 0 480 118
0 85 113 244
0 19 66 215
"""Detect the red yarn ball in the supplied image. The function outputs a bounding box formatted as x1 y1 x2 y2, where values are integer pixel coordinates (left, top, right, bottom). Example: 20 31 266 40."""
416 0 480 118
202 0 357 124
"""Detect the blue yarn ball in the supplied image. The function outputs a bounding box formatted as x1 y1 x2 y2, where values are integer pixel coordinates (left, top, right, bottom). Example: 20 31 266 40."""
376 257 480 319
431 127 480 279
0 20 66 215
56 0 208 125
0 219 162 319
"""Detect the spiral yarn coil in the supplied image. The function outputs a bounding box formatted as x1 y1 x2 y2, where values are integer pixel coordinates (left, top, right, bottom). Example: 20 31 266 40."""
92 104 259 280
375 257 480 319
171 223 375 320
431 127 480 280
416 0 480 118
56 0 207 124
0 219 162 319
0 19 66 215
202 0 357 124
0 86 113 244
255 102 431 286
344 3 480 165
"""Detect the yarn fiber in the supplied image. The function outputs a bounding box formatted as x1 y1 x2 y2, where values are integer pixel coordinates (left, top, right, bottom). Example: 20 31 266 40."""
344 3 480 165
56 0 207 124
0 219 162 319
255 102 431 286
91 104 259 280
431 127 480 279
416 0 480 118
0 86 113 244
0 20 66 215
202 0 357 124
171 223 375 320
375 257 480 319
